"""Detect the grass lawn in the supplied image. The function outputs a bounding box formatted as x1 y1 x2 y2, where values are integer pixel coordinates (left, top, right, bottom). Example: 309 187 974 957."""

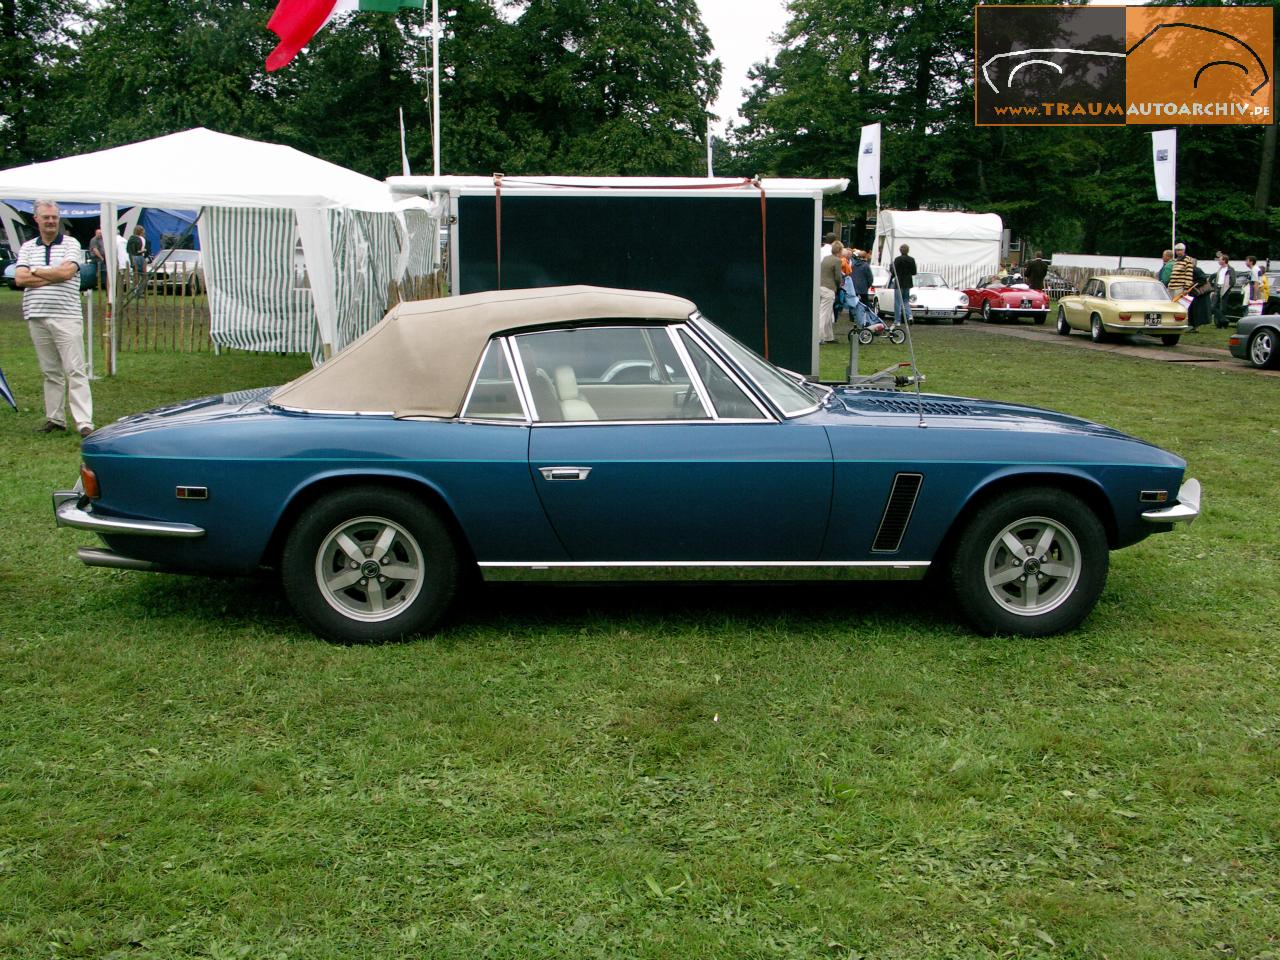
1 289 1277 959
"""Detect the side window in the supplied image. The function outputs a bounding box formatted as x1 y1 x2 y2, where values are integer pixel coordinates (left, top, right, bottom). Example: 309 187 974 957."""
679 331 766 420
461 339 525 420
514 325 709 422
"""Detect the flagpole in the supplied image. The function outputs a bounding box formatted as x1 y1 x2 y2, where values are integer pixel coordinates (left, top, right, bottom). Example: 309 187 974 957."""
431 0 440 177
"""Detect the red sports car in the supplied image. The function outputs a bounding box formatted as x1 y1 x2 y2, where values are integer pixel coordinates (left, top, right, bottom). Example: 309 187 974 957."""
964 275 1051 324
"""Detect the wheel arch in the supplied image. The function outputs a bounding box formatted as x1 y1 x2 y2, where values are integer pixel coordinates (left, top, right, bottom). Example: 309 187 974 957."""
934 469 1120 565
262 471 477 571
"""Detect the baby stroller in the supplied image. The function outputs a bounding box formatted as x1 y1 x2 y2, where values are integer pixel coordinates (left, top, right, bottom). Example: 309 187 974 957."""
849 296 906 345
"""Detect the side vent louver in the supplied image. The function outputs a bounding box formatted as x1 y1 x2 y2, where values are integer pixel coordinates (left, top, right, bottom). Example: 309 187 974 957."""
872 473 923 553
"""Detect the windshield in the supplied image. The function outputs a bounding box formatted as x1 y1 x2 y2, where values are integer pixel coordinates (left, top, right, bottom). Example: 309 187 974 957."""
914 273 947 288
689 313 821 416
1110 280 1170 301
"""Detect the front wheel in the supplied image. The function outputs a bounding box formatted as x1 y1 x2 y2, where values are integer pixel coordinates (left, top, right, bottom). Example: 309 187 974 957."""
889 327 906 344
1249 328 1279 368
981 300 993 322
953 313 966 325
948 487 1108 636
1056 306 1071 336
282 486 459 642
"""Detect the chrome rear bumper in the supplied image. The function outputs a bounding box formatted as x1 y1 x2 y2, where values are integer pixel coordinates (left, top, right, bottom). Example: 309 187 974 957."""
1141 478 1201 525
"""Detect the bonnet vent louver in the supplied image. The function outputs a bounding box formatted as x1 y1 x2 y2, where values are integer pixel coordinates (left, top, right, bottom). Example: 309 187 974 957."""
861 398 973 416
872 473 924 553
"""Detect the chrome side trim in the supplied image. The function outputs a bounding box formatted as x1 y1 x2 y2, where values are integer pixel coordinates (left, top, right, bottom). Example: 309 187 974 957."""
1142 477 1201 525
479 560 929 583
54 493 205 538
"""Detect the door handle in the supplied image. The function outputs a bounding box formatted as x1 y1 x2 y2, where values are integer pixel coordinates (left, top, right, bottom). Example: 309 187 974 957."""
538 466 592 481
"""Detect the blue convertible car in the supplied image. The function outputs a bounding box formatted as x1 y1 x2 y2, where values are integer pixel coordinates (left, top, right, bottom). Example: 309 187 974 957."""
53 286 1200 642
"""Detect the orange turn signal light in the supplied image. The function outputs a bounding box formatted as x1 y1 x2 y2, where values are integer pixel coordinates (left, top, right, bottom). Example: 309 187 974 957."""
80 465 100 500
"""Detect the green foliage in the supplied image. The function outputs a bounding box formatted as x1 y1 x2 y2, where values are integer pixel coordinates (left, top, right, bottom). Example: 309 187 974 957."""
0 0 87 166
6 0 721 181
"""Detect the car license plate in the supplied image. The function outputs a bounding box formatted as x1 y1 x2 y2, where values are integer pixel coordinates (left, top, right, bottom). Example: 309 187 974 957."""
1145 312 1161 325
1021 299 1031 307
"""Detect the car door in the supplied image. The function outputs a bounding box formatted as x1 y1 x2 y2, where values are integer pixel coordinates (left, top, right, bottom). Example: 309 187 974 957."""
515 324 834 562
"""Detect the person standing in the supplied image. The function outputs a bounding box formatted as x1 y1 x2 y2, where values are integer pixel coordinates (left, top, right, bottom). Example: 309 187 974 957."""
1168 243 1209 331
87 228 107 289
1212 253 1235 329
818 240 844 343
891 243 917 326
1245 255 1262 301
14 200 93 437
126 225 147 290
1157 249 1174 286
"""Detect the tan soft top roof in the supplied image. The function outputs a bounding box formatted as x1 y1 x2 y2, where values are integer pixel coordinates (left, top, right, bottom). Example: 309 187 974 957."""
270 285 697 418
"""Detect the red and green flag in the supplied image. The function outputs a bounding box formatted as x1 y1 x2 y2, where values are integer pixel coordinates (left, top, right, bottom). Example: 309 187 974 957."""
266 0 424 71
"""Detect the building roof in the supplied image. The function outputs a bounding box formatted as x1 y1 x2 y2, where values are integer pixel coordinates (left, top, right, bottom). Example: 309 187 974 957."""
270 286 697 418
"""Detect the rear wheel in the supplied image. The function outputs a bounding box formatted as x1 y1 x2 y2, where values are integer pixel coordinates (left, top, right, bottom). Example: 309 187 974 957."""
1249 328 1279 368
857 328 874 345
282 486 459 642
1160 334 1181 346
1056 306 1071 336
1033 313 1046 325
1090 314 1107 343
949 487 1108 636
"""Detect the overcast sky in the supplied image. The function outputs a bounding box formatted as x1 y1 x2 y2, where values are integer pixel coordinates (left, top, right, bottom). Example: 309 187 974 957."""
697 0 790 132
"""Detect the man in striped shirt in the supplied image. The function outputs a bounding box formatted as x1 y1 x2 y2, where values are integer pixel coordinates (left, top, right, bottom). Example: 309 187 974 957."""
15 200 93 437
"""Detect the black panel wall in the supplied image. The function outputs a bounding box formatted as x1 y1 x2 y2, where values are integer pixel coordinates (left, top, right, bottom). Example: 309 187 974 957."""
456 194 816 373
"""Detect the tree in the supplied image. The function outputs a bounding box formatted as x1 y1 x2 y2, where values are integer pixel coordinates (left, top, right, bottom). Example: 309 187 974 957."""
0 0 86 166
499 0 722 175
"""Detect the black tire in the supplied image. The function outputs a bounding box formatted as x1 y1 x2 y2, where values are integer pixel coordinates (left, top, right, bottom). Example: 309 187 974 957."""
981 300 992 322
282 486 459 642
1160 334 1181 346
949 487 1109 637
1032 313 1046 325
889 327 906 344
857 327 874 345
1056 306 1071 336
953 313 966 325
1249 327 1279 369
1089 314 1107 343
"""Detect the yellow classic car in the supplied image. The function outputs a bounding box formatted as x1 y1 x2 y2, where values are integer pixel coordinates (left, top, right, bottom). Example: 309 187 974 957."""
1055 275 1189 346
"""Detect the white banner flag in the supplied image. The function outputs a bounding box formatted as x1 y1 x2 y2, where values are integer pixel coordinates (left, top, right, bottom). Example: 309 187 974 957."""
857 122 881 196
1152 128 1176 203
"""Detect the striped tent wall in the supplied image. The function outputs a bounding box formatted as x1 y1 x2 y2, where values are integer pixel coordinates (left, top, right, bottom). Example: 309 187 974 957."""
206 207 319 355
329 209 405 354
402 208 439 278
206 206 441 361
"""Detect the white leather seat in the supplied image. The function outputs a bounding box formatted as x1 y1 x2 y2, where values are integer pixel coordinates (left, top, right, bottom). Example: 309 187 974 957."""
553 366 599 421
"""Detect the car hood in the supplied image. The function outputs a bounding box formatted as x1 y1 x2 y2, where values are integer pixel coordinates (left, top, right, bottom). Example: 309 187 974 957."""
87 387 280 441
827 387 1158 444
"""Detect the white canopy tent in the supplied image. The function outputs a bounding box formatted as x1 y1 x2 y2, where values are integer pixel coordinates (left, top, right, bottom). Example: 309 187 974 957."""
0 128 438 364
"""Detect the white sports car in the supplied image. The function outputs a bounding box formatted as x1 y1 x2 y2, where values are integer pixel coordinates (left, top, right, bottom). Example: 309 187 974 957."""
874 271 970 324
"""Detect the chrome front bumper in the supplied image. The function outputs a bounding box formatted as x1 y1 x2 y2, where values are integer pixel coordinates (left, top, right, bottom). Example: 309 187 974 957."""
53 490 205 538
1141 478 1201 525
